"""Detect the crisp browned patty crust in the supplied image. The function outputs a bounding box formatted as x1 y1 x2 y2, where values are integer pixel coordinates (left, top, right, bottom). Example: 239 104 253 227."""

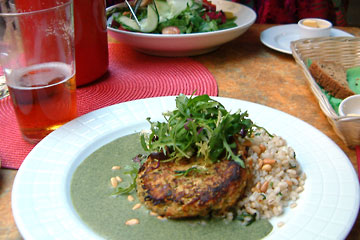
136 155 250 218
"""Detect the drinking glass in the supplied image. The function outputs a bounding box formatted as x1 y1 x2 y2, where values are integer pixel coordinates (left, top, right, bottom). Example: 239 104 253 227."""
0 75 8 99
0 0 77 143
12 0 109 86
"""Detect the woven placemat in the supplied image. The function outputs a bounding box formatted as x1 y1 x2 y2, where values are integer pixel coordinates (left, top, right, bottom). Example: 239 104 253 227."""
0 42 218 169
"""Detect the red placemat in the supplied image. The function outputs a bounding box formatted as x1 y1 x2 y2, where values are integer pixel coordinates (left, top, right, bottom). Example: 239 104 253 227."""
0 42 218 169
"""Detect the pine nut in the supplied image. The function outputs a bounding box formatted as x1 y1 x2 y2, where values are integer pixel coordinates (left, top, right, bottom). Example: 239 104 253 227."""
285 180 293 187
290 203 297 208
255 182 261 190
149 211 158 216
263 158 276 165
296 186 304 193
132 203 141 210
260 181 269 193
262 164 272 172
251 145 261 155
287 169 297 176
125 218 139 226
301 172 307 180
248 159 253 167
157 216 167 220
291 178 299 185
259 144 266 153
116 176 122 182
243 140 252 147
112 165 121 170
277 221 285 227
258 159 264 168
278 182 288 190
128 195 135 202
110 177 118 188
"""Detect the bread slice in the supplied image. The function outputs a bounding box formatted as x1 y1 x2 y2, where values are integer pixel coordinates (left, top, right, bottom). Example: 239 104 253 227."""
309 61 355 99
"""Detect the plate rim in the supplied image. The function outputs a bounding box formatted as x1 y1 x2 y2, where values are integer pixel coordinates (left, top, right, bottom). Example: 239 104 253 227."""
260 24 354 54
11 95 360 240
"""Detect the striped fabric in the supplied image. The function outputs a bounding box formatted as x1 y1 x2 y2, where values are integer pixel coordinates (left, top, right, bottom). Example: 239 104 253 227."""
231 0 348 26
105 0 349 26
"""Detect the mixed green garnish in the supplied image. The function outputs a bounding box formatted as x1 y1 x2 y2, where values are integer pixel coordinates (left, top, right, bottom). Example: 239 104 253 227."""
141 94 260 168
114 94 271 196
108 0 237 34
174 166 204 176
112 164 139 195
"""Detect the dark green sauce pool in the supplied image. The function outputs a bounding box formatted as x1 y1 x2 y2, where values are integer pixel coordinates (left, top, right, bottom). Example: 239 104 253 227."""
70 133 273 240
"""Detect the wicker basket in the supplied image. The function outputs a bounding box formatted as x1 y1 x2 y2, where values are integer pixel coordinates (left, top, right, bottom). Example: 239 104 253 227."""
291 37 360 148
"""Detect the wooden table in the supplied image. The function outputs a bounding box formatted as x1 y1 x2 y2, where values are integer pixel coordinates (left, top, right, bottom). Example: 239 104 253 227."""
1 24 359 239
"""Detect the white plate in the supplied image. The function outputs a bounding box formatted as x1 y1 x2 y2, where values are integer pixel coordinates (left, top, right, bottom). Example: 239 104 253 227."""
106 1 256 56
12 96 359 240
260 24 354 54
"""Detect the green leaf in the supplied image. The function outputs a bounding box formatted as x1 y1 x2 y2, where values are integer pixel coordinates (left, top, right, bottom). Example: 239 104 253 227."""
141 94 261 168
174 166 202 177
112 164 138 196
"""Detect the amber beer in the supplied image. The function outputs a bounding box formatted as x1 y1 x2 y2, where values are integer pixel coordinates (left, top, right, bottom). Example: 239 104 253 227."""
7 62 77 143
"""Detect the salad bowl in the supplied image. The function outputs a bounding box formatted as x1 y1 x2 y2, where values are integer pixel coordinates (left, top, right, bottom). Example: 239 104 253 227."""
106 0 256 57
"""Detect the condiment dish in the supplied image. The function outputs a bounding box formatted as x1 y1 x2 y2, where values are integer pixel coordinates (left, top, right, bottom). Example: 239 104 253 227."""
298 18 332 39
106 0 256 56
339 94 360 117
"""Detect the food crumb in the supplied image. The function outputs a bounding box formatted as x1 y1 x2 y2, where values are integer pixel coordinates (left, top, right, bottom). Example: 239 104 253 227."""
277 221 285 228
157 216 167 220
132 203 141 210
290 203 297 208
116 176 122 182
110 177 118 188
112 165 121 170
127 195 135 202
125 218 139 226
149 211 158 216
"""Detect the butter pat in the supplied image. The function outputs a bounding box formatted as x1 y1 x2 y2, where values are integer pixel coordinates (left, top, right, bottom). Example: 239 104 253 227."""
302 19 319 28
302 19 330 28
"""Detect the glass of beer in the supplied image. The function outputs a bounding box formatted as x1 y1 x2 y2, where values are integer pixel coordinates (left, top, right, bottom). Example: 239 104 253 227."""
0 0 77 143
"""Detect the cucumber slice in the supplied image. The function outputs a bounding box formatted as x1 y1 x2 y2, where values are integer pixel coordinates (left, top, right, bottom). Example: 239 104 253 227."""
154 0 171 23
139 4 158 32
118 15 141 31
117 4 158 33
154 0 193 23
167 0 192 17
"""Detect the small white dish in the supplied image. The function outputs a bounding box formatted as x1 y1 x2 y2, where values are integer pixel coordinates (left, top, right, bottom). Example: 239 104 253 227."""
298 18 332 39
260 24 353 54
106 1 256 56
339 94 360 117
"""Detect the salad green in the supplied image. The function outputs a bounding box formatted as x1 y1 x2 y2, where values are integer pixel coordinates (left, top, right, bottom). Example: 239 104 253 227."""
108 0 237 34
141 94 270 168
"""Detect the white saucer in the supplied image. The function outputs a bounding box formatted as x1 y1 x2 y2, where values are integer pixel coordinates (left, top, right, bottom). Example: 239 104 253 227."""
260 24 354 54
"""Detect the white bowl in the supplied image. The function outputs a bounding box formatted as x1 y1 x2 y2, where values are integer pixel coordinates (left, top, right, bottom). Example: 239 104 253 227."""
298 18 332 39
106 1 256 56
339 94 360 117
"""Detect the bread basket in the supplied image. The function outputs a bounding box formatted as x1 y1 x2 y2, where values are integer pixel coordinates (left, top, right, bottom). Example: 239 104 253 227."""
291 37 360 148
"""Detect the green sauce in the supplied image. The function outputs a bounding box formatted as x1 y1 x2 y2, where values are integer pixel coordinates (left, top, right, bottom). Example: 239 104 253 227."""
70 133 273 240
